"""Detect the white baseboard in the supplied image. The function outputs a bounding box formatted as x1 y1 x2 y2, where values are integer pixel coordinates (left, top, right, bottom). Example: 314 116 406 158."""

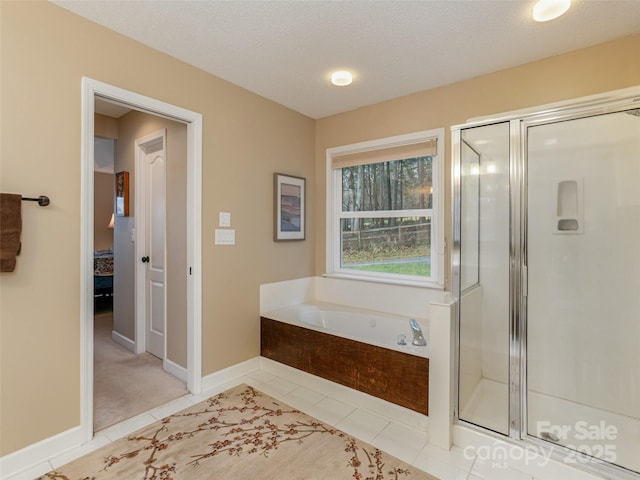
164 358 187 383
0 426 81 480
111 330 135 353
259 357 429 432
0 358 260 479
0 358 257 479
2 356 429 479
200 357 261 392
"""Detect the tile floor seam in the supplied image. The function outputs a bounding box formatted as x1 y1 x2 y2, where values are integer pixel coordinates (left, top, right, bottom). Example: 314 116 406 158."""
304 394 326 408
369 422 393 446
466 455 478 480
338 408 391 443
407 438 430 465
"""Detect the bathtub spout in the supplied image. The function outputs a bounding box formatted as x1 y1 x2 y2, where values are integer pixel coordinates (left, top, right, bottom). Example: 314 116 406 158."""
409 319 427 346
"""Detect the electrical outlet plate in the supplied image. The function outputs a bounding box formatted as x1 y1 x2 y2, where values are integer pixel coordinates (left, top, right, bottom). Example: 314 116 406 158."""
215 229 235 245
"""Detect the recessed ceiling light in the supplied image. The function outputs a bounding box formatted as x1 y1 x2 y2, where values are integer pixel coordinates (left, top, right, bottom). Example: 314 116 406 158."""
331 70 353 87
533 0 571 22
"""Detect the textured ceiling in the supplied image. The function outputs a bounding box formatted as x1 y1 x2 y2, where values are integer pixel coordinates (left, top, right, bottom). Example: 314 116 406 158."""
53 0 640 119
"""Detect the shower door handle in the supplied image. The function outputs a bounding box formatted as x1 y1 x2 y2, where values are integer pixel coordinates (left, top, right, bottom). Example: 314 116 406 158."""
522 265 528 297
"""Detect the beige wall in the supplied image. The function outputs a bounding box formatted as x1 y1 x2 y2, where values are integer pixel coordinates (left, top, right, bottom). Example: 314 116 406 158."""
95 114 118 140
94 173 114 251
112 111 188 367
314 33 640 287
0 1 315 455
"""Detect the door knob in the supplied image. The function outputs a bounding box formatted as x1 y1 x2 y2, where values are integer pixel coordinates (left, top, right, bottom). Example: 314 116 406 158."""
141 256 150 263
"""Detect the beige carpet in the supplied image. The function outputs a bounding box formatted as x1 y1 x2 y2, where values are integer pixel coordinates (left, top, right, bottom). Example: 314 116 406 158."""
94 311 188 431
42 384 439 480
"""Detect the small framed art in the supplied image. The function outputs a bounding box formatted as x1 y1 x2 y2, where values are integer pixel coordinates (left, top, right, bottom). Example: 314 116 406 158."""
115 171 129 217
274 173 305 241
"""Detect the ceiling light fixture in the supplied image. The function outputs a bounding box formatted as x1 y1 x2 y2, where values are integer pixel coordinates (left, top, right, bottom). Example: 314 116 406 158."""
533 0 571 22
331 70 353 87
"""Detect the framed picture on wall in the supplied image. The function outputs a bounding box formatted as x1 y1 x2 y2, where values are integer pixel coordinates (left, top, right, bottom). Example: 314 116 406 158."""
274 173 305 241
115 171 129 217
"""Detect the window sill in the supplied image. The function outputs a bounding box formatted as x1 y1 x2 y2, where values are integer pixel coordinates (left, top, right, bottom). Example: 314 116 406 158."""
323 272 444 290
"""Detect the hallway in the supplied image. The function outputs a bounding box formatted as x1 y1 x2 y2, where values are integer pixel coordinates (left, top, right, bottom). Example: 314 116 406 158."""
93 311 187 431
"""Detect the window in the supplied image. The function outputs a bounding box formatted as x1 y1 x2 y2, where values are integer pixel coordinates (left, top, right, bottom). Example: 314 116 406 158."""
326 129 445 287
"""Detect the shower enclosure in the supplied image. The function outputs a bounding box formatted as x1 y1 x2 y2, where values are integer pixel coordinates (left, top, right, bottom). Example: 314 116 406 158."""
452 88 640 479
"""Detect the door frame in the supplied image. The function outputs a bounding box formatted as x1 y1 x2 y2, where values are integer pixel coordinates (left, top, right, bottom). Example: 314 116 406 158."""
80 77 203 443
134 129 167 359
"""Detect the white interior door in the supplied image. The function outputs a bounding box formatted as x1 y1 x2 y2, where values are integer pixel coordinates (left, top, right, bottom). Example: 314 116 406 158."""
138 130 166 359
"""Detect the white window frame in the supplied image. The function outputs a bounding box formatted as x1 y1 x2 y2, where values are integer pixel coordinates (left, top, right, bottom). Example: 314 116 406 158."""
326 128 445 288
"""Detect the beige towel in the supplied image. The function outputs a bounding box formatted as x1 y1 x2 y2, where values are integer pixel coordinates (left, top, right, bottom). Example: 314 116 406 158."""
0 193 22 272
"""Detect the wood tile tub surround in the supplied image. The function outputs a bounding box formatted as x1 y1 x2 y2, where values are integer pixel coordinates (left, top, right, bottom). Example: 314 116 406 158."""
260 317 429 415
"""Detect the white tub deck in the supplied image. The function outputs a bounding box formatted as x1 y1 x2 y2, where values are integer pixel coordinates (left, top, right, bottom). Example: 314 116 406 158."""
263 301 429 358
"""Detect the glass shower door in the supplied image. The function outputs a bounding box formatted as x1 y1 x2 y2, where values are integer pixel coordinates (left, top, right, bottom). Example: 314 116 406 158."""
456 122 511 435
526 110 640 473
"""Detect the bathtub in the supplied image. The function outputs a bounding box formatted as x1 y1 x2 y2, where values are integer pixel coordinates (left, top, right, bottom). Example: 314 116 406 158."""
260 302 429 415
263 302 429 357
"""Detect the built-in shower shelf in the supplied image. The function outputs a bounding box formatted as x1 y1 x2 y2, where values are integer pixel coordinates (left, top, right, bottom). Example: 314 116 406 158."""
553 178 584 234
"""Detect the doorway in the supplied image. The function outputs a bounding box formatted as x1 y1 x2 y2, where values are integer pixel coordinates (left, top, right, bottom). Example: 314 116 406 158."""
81 77 203 442
92 116 185 431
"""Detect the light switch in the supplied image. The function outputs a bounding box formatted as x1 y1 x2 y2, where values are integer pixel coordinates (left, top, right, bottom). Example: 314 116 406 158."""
215 229 235 245
219 212 231 227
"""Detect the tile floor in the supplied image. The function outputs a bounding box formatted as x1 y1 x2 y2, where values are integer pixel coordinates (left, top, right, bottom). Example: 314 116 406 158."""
11 367 624 480
461 378 639 478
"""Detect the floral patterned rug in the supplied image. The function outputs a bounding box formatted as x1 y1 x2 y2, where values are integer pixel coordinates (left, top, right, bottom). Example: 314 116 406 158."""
40 384 439 479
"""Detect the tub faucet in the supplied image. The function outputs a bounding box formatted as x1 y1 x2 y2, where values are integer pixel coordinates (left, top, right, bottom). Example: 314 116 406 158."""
409 319 427 346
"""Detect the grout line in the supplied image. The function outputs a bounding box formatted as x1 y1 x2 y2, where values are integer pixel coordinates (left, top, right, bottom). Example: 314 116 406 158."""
465 455 478 480
407 437 430 466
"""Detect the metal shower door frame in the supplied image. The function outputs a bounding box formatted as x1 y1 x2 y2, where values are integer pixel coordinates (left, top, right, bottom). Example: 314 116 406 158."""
451 86 640 480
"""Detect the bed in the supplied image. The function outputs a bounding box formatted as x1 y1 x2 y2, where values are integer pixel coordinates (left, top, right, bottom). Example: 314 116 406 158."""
94 251 114 296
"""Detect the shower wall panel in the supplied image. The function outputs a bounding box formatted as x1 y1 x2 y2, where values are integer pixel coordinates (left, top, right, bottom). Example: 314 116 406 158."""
457 122 510 435
460 124 511 385
527 112 640 419
478 141 510 384
459 286 482 409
